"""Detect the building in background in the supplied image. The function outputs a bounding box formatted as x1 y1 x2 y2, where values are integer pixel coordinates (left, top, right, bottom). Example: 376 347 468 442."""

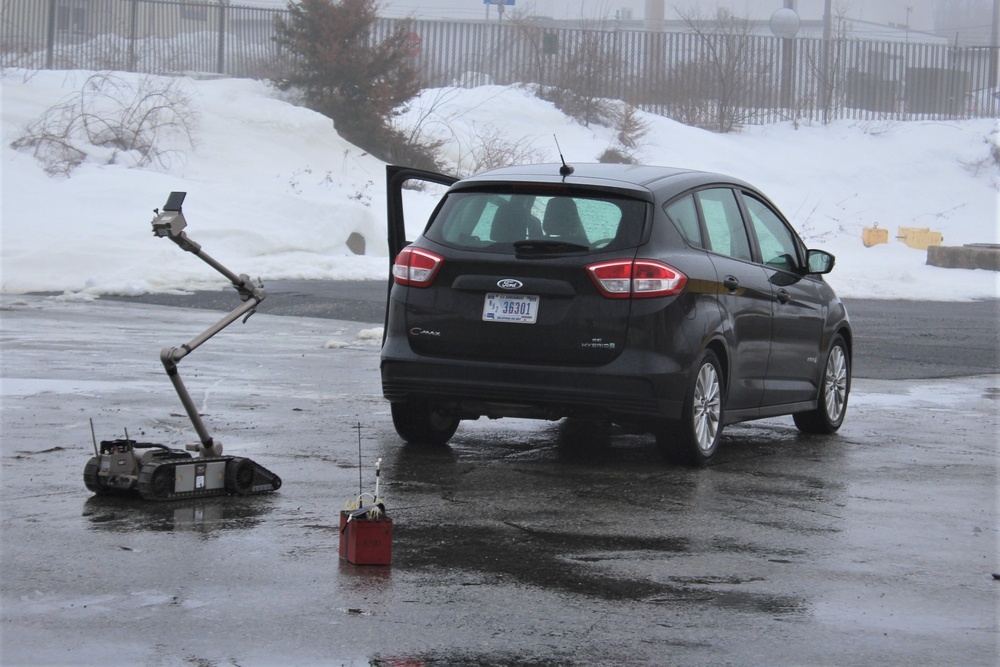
371 0 993 46
233 0 993 46
374 0 936 29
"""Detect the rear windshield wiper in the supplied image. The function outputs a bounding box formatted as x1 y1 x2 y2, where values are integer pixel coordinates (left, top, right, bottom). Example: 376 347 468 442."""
513 240 590 254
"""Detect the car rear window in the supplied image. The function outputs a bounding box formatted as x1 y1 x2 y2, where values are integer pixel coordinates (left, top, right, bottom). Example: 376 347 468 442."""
424 192 647 253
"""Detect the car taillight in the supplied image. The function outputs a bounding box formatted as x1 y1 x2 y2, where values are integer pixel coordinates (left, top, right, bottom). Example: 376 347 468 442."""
392 247 443 287
587 259 687 299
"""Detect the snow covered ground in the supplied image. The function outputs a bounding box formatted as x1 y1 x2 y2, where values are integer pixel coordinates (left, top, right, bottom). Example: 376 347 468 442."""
1 68 998 301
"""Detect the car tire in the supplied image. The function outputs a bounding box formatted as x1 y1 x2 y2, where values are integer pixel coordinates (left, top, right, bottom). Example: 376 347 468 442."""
793 334 850 434
657 349 724 465
391 401 459 446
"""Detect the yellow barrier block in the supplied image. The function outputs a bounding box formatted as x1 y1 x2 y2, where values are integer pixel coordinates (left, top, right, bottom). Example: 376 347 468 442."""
896 226 943 250
862 225 889 247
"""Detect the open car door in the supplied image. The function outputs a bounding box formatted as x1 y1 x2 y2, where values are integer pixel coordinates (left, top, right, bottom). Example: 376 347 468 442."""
386 165 459 261
384 165 459 335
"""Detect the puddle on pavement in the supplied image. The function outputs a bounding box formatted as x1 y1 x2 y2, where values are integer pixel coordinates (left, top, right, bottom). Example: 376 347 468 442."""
393 521 805 616
82 494 274 534
370 652 577 667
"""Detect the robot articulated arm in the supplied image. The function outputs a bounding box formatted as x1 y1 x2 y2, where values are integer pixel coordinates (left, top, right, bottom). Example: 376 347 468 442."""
150 192 266 458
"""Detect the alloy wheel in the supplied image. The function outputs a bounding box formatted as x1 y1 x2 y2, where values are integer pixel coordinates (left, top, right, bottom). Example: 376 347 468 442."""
824 345 849 422
692 362 722 453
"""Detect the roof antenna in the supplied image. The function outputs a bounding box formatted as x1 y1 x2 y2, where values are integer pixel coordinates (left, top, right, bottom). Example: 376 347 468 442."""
553 135 574 177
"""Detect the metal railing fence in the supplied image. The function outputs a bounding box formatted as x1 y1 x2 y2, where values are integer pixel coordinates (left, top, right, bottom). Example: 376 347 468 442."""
3 0 998 125
2 0 286 77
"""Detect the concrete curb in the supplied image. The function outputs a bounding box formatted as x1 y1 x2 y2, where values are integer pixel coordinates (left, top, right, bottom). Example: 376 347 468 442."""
926 245 1000 271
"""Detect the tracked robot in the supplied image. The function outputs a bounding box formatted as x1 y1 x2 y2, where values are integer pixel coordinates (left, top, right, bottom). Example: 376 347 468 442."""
84 192 281 501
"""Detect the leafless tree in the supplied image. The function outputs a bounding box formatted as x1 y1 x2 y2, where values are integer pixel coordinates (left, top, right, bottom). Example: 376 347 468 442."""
799 2 852 124
530 18 623 127
673 6 771 132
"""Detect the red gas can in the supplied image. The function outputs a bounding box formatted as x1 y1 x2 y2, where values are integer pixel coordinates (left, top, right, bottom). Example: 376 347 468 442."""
339 511 392 565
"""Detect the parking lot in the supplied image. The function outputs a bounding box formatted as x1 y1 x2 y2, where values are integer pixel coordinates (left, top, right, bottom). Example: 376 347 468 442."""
1 294 997 666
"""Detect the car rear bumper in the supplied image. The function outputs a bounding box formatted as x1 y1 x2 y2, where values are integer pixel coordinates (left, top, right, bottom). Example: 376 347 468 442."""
381 337 687 422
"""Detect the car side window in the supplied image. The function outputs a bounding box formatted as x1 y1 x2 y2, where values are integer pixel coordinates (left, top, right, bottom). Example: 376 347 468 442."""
742 193 801 272
665 195 703 247
696 188 753 262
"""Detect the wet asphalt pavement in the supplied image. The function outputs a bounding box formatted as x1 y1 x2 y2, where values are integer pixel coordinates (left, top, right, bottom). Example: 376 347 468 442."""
1 292 997 666
100 279 1000 381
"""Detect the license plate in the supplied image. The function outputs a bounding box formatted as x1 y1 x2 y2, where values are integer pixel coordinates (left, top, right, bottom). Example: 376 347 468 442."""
482 293 539 324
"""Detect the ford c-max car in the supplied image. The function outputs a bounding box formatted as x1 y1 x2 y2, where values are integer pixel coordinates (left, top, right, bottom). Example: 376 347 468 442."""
380 163 851 464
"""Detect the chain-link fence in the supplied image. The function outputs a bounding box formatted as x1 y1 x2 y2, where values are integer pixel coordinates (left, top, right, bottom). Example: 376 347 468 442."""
3 0 998 127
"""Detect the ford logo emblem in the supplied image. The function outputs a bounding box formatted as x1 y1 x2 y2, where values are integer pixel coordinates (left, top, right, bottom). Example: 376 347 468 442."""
497 279 523 290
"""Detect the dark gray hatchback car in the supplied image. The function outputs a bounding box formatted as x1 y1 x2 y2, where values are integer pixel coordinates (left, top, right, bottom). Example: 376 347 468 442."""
381 163 851 463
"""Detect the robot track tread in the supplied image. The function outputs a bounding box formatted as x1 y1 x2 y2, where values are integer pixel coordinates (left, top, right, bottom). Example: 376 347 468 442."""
135 456 281 501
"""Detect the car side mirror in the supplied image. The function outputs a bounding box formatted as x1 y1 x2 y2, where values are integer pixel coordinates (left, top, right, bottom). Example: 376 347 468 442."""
806 249 835 275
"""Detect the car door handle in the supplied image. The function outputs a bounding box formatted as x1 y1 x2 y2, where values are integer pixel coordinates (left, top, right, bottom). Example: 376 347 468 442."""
723 276 740 292
776 288 790 304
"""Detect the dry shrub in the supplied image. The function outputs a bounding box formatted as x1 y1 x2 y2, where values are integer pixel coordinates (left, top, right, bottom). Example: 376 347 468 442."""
11 72 197 176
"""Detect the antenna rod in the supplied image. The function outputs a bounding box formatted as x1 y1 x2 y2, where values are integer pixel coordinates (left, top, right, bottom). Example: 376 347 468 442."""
553 135 574 176
357 422 363 498
89 418 99 457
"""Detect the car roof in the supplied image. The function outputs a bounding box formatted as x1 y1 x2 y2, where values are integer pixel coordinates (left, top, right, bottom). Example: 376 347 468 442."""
454 163 757 201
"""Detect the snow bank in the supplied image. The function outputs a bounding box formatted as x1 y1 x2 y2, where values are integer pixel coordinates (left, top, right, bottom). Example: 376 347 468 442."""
2 69 997 301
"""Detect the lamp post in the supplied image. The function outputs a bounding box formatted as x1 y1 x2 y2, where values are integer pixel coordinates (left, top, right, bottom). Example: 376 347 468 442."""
992 0 999 88
769 4 800 110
